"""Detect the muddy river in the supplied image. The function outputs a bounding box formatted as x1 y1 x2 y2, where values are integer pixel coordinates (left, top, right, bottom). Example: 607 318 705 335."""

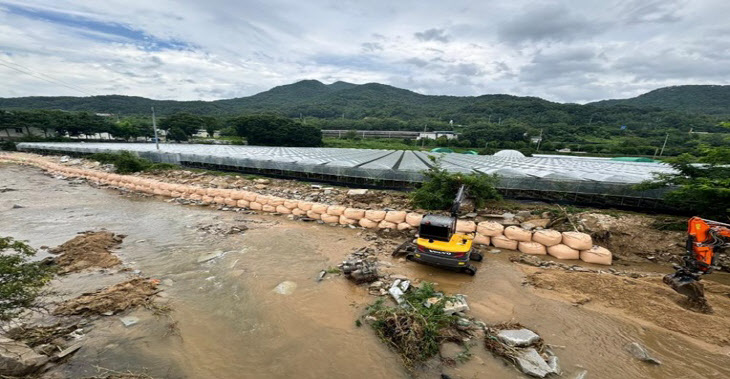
2 164 729 379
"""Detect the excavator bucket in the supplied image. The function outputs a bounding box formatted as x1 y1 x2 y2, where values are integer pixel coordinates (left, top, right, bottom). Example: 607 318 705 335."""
663 273 706 301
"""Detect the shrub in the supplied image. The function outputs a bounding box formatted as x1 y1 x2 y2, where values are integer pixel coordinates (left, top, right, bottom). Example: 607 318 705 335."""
411 157 501 210
0 237 55 321
1 140 17 151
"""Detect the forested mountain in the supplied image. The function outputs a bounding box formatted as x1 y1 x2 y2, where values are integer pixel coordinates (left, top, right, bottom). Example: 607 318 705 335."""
590 85 730 115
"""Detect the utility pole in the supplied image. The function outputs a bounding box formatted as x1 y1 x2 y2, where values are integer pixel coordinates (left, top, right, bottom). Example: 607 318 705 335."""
421 124 427 148
151 106 159 150
659 133 669 157
536 129 543 152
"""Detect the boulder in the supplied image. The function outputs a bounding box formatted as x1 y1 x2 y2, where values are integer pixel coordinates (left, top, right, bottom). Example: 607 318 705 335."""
625 342 662 365
477 221 504 237
532 229 562 246
580 246 612 265
562 231 593 250
547 244 580 260
504 226 532 242
0 336 49 376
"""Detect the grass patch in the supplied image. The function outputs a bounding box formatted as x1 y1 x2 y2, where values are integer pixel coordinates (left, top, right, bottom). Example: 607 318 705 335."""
364 282 466 369
89 151 179 174
325 267 341 274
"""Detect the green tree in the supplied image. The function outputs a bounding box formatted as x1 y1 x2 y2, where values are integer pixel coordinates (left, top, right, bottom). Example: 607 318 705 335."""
0 237 54 321
159 112 205 139
166 127 189 142
411 157 501 210
233 114 322 147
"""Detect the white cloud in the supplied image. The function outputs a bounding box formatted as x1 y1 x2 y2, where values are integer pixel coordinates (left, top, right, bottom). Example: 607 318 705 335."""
0 0 728 103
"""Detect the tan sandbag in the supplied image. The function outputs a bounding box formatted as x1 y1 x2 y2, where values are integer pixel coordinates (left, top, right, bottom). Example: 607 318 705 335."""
230 191 245 200
473 234 491 246
242 191 258 202
580 246 612 265
504 226 532 242
321 214 340 223
267 197 285 207
212 196 225 204
311 203 329 214
562 232 593 250
456 220 476 233
195 188 207 196
190 194 202 201
477 221 504 237
344 208 365 220
405 213 423 227
283 200 298 209
365 210 386 222
491 235 518 250
359 218 379 229
224 198 238 207
327 205 346 216
249 201 262 210
262 204 276 212
276 205 292 214
306 210 322 220
255 195 270 205
532 230 562 247
397 222 412 231
378 220 397 229
339 215 358 225
153 188 164 196
547 244 579 260
201 195 214 204
237 199 250 208
292 208 306 216
384 211 407 224
171 191 182 198
297 201 314 211
518 241 547 255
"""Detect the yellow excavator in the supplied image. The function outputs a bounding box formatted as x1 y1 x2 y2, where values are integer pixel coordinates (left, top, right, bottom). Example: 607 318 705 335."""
394 185 482 275
664 217 730 308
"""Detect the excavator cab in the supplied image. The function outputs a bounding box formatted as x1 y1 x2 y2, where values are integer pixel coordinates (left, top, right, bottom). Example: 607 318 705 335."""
402 185 482 275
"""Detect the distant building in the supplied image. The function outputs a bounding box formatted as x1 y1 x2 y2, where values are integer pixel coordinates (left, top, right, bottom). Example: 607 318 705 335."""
417 131 459 140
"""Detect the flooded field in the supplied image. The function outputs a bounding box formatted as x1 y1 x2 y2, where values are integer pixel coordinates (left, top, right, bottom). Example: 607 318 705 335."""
2 163 730 379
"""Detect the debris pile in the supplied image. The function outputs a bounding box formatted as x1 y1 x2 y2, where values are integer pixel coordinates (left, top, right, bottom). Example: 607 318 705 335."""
340 247 379 284
49 231 125 274
510 254 652 279
53 278 159 316
484 323 560 378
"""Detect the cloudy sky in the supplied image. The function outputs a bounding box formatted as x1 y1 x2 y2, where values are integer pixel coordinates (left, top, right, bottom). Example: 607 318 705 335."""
0 0 728 103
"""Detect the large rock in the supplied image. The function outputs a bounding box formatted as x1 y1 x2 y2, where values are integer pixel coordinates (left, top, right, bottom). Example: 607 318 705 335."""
514 348 552 378
0 336 49 376
625 342 661 365
497 329 541 347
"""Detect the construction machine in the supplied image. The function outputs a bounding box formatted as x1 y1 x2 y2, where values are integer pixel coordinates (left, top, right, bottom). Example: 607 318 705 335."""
394 185 482 275
664 217 730 307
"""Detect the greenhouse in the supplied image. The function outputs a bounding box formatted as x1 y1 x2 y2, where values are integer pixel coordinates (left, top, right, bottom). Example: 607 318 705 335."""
16 142 675 208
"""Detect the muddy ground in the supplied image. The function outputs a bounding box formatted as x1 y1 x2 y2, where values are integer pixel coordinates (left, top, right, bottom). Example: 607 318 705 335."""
2 162 730 379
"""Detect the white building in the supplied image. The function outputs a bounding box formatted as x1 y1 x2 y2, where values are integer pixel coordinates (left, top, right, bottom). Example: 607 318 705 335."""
417 131 459 140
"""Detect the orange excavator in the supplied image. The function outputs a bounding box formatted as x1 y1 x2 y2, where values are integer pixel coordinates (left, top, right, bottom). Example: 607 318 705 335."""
663 217 730 307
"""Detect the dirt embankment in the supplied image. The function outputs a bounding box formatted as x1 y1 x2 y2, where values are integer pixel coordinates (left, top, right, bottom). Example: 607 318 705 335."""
524 267 730 347
53 277 160 316
49 231 125 273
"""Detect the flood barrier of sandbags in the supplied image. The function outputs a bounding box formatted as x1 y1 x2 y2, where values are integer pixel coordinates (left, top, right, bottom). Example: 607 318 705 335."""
0 152 613 265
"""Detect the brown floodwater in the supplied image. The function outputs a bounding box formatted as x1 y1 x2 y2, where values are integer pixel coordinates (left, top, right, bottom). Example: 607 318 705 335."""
1 163 729 379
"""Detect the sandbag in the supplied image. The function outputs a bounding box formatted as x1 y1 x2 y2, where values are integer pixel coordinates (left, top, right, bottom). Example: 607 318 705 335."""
504 226 532 242
206 188 219 197
195 188 208 196
242 191 258 202
339 215 358 225
365 210 386 222
283 200 299 209
384 211 406 224
201 195 214 204
456 220 476 233
344 208 365 220
491 235 518 250
297 201 314 211
477 221 504 237
249 202 263 210
359 218 379 229
171 191 182 198
262 204 276 212
224 198 238 207
292 208 306 216
321 214 340 223
311 203 329 214
237 199 250 208
562 232 593 250
153 188 164 196
532 230 562 247
580 246 612 265
276 205 292 214
267 197 285 207
378 220 397 229
547 244 579 260
518 241 547 255
213 196 226 204
405 213 423 227
397 222 412 231
327 205 346 216
190 194 202 201
255 195 270 205
230 191 245 200
473 234 491 246
306 210 322 220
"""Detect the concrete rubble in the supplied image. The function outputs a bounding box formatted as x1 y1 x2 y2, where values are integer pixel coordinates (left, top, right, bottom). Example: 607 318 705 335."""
0 336 49 377
497 328 541 347
388 279 410 305
514 348 554 378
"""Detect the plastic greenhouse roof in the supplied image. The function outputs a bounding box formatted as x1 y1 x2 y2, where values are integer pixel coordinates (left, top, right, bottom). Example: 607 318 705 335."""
16 142 675 185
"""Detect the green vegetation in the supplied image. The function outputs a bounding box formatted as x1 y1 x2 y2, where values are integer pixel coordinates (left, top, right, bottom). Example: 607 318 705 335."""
230 114 322 147
591 85 730 116
89 151 177 174
636 146 730 221
0 237 55 321
365 282 463 368
411 157 501 210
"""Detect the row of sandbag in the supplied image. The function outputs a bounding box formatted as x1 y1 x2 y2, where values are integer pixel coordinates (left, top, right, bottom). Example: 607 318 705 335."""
1 153 612 265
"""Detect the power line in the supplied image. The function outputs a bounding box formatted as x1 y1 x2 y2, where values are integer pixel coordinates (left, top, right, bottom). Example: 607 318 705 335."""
0 58 94 96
